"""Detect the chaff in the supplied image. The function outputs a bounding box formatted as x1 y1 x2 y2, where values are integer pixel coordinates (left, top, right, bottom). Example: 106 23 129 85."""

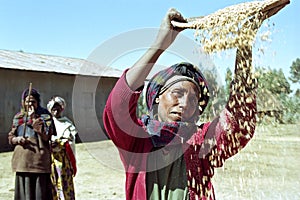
172 0 290 53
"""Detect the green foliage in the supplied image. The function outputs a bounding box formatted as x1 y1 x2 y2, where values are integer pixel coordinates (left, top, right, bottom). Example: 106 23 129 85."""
199 69 227 122
256 66 300 124
203 66 298 124
281 94 300 124
257 67 292 95
137 92 148 118
295 89 300 97
225 67 233 95
289 58 300 84
201 65 299 124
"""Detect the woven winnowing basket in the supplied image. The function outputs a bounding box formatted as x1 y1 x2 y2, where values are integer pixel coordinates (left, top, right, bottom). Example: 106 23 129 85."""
172 0 290 53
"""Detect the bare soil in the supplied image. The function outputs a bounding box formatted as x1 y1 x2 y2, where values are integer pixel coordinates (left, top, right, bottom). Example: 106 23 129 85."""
1 123 299 200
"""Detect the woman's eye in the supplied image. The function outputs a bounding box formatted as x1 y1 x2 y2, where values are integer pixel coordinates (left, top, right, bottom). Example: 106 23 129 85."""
171 90 183 96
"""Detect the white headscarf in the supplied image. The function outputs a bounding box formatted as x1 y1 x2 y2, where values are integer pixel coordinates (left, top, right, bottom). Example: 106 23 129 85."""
47 96 66 113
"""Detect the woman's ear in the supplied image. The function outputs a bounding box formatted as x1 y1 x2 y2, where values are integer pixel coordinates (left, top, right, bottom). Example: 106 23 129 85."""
155 98 159 104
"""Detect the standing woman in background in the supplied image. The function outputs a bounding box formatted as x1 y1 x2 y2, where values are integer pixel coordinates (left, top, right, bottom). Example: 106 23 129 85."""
8 87 55 200
47 96 78 200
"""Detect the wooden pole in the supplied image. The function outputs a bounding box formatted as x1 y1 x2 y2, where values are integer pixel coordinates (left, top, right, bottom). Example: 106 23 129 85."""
23 83 32 137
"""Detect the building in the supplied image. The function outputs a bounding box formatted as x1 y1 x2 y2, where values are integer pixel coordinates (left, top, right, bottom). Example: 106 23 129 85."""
0 50 122 152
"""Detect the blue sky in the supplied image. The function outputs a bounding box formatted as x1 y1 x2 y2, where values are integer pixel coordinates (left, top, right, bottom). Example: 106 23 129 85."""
1 0 299 90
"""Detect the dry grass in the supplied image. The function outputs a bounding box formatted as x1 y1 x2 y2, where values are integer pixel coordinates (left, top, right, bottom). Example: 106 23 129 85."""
1 123 299 200
214 123 300 199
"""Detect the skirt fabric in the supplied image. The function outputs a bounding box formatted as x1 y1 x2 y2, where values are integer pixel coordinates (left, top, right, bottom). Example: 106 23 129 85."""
14 172 53 200
51 147 75 200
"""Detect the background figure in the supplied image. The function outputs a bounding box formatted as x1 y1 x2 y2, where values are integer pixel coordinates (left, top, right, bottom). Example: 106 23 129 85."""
8 87 55 200
47 96 78 200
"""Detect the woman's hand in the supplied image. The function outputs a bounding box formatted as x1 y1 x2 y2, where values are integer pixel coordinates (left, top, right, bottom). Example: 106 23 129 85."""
32 117 51 141
126 8 187 90
11 136 28 145
32 118 44 133
28 105 35 117
18 136 27 144
153 8 187 50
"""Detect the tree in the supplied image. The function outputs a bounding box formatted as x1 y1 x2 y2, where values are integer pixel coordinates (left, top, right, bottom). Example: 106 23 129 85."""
225 67 233 96
199 68 227 121
257 67 292 95
281 94 300 124
289 58 300 96
295 89 300 98
289 58 300 84
137 92 148 118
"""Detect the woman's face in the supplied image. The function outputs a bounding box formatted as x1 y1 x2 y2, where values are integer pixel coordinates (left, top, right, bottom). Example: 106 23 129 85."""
157 80 199 122
24 95 38 111
51 103 63 118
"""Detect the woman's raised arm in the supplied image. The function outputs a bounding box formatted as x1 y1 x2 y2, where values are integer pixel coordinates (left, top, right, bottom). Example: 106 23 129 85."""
125 8 187 91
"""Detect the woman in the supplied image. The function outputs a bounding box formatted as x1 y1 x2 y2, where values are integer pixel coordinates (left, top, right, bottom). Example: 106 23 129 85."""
103 8 269 200
47 96 77 200
8 87 55 200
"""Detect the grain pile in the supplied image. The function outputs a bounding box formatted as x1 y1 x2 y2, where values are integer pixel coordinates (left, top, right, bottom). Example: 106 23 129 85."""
172 0 290 53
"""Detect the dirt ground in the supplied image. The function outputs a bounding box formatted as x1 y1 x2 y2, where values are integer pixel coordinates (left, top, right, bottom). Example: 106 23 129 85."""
1 123 299 200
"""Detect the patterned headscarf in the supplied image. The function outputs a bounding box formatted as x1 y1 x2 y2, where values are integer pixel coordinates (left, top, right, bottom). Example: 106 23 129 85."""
146 62 210 115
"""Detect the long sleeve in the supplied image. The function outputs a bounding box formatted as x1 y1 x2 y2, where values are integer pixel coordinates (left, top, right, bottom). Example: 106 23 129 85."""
103 70 154 200
200 46 257 167
225 45 257 147
103 70 152 153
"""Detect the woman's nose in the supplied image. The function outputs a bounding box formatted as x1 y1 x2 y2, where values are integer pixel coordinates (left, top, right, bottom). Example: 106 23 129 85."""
178 95 189 108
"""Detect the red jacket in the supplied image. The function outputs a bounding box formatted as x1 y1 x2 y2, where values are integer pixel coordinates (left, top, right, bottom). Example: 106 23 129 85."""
103 70 256 200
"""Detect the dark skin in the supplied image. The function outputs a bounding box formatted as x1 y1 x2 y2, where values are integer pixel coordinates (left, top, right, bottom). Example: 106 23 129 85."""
50 103 63 118
157 81 199 122
11 95 51 145
127 8 274 125
49 103 65 149
126 8 187 92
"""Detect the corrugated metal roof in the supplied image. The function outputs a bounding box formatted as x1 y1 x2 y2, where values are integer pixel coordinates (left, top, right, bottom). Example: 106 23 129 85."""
0 49 122 77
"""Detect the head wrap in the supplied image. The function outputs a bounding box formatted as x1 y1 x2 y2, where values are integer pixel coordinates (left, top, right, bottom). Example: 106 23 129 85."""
13 88 52 130
22 88 41 105
146 62 210 115
47 96 66 112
